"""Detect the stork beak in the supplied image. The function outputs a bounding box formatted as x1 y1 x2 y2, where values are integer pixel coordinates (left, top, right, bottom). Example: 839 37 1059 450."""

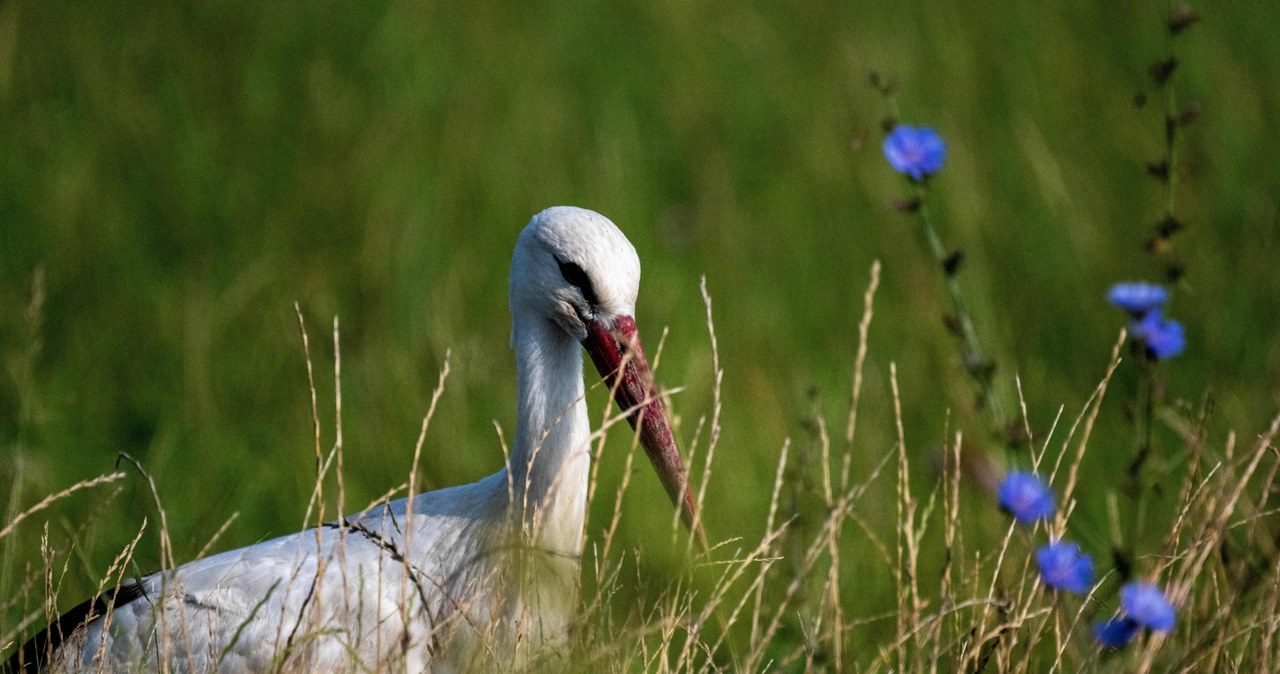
581 315 705 548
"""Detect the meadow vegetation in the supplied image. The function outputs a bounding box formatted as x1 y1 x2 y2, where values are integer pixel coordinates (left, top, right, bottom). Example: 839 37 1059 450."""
2 1 1279 671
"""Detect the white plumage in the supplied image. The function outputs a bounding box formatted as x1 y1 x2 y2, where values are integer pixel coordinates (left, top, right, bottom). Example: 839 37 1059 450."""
7 207 699 673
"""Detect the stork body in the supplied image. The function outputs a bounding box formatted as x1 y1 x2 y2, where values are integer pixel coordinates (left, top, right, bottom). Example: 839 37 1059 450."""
7 207 697 673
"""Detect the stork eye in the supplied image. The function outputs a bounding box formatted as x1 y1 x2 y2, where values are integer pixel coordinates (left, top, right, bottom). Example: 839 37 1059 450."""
557 259 599 306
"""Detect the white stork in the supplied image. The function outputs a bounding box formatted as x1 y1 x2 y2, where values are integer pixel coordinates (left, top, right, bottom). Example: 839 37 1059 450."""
5 206 701 673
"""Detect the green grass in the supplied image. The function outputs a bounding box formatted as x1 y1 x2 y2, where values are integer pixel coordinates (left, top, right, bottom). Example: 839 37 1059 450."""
2 1 1280 670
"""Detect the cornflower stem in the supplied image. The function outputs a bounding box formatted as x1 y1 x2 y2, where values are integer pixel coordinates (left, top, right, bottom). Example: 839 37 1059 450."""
1163 0 1182 221
1163 52 1179 222
1155 0 1194 286
1127 355 1156 568
1125 1 1186 563
878 88 1010 449
913 183 1009 442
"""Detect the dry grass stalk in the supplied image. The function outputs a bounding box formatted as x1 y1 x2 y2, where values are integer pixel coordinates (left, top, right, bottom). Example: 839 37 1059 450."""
13 279 1280 674
0 473 127 544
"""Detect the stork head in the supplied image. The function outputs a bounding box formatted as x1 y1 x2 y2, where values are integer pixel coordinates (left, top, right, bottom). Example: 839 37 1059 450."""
510 206 703 542
510 206 641 338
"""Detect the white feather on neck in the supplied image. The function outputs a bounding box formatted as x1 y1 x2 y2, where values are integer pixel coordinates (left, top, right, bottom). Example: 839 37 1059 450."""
505 313 592 557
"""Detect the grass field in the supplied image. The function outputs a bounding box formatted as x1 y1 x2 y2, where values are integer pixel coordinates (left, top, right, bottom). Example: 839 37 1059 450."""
3 1 1280 670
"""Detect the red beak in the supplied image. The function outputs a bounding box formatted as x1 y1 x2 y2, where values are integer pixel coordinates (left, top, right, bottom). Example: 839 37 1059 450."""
582 315 704 546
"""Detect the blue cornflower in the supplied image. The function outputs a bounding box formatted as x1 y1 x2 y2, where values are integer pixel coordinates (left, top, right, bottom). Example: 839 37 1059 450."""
1035 541 1094 594
1120 581 1176 632
1094 617 1141 648
1107 282 1169 315
997 471 1056 524
883 125 947 181
1131 310 1186 360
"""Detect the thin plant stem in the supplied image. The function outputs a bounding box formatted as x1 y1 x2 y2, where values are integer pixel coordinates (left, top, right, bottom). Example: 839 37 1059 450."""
1126 1 1193 568
914 186 1008 432
877 85 1010 446
1125 354 1157 574
1163 0 1181 223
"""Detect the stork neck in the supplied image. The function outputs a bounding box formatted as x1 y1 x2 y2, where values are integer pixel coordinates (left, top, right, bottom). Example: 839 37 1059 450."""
508 316 592 555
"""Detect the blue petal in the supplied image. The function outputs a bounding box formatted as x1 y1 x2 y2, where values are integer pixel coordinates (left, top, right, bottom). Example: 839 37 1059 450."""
997 471 1056 524
1094 618 1141 648
1035 541 1094 594
1108 282 1168 314
883 125 947 181
1120 582 1177 632
1132 310 1186 360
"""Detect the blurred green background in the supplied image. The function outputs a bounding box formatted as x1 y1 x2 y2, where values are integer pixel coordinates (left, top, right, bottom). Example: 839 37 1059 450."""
2 0 1278 655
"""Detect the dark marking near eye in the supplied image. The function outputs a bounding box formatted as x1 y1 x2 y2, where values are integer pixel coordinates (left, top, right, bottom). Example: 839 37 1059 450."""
557 258 599 306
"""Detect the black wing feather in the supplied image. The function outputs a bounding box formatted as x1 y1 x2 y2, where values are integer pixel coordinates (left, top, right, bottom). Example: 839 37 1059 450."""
2 582 144 673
